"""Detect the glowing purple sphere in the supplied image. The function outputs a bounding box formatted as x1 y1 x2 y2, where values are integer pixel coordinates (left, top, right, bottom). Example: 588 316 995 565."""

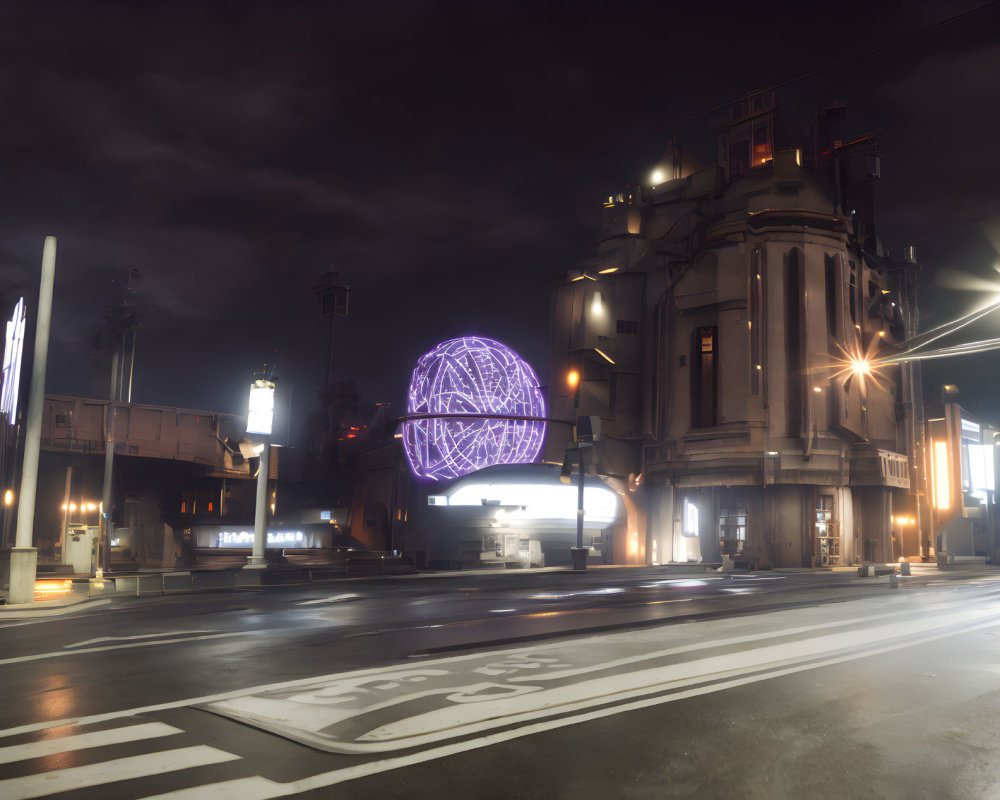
403 337 546 481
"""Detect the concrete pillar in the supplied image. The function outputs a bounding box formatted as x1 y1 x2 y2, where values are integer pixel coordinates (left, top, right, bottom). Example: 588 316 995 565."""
9 547 37 603
9 237 56 604
244 441 270 569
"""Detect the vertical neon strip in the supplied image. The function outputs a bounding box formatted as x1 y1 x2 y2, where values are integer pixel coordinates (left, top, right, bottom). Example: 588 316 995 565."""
933 440 950 511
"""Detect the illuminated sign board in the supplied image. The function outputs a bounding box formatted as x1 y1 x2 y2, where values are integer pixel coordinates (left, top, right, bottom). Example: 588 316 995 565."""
967 444 996 493
246 379 275 435
961 418 981 441
1 297 26 420
215 530 305 548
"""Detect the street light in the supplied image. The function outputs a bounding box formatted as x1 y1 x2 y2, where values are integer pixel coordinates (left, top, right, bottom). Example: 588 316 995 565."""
244 371 276 570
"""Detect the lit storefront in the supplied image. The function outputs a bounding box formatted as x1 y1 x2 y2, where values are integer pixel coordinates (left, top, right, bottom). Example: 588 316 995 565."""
926 393 998 559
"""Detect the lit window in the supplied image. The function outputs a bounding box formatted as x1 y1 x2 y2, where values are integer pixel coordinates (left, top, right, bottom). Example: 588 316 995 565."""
682 498 699 538
691 327 718 428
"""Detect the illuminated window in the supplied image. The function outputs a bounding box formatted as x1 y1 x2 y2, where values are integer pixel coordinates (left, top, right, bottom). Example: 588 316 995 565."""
848 263 858 325
932 440 951 510
752 120 772 165
729 138 750 178
691 327 718 428
750 247 762 394
682 498 699 538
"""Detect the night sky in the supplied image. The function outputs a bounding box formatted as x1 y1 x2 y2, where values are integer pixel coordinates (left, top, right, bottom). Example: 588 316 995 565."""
1 0 999 441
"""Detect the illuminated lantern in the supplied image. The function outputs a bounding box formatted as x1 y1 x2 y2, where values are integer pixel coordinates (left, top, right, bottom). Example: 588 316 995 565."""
404 337 546 480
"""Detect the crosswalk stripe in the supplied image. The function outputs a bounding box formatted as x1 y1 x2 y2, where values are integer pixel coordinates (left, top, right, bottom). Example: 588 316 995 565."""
0 745 240 800
0 722 182 765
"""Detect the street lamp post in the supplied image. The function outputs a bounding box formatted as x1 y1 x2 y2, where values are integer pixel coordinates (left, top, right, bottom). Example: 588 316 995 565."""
9 237 57 605
243 372 276 571
562 367 591 571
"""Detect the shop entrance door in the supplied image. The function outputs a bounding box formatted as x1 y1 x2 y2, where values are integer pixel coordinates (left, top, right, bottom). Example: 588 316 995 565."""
815 494 840 566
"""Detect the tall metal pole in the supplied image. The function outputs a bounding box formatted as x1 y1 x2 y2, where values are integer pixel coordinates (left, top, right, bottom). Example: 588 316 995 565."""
59 462 71 556
576 449 585 550
126 329 136 404
247 441 270 568
99 403 115 576
9 237 56 604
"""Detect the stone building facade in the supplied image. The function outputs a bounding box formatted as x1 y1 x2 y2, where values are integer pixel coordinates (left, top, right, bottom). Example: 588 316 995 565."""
547 94 925 567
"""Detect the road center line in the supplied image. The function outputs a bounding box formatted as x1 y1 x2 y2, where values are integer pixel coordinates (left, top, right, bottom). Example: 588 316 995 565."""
65 631 219 648
0 632 253 667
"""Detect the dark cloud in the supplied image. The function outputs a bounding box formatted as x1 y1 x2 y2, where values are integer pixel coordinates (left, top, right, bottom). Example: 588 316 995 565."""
0 0 998 430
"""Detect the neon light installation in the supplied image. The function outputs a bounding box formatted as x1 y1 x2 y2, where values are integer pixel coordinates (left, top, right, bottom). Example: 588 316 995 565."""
403 337 546 480
1 297 26 420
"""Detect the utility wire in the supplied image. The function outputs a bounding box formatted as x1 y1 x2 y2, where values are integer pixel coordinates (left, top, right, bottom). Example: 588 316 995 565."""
899 296 1000 353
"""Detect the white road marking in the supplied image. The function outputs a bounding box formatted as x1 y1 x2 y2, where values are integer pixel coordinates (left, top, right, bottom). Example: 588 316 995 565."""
203 603 1000 752
0 722 182 765
296 594 360 606
137 616 1000 800
0 599 112 622
0 745 240 800
65 631 217 648
0 595 976 740
0 631 253 667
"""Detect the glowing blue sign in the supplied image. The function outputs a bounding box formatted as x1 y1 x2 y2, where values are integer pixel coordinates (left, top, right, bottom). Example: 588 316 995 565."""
403 337 546 481
216 530 305 548
1 297 26 420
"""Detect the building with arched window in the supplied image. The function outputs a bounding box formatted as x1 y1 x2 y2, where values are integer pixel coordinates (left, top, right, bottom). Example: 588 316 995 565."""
548 95 927 568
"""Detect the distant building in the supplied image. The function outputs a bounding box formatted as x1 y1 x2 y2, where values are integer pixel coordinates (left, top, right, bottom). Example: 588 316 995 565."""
32 395 298 567
548 93 926 567
925 385 999 560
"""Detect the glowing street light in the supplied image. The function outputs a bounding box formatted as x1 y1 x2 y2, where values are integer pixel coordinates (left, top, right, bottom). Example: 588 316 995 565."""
245 370 277 570
567 369 580 391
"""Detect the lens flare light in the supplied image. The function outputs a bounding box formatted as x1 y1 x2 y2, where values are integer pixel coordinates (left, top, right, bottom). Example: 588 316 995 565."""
403 337 546 481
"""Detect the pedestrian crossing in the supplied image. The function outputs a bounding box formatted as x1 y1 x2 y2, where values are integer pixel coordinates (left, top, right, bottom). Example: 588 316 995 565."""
0 718 243 800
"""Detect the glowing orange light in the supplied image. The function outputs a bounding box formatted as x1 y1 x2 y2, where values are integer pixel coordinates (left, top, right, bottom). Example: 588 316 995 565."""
931 439 951 510
34 579 73 597
567 370 580 391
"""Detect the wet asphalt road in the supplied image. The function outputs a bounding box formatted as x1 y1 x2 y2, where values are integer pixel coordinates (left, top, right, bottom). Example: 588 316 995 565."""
2 565 999 799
